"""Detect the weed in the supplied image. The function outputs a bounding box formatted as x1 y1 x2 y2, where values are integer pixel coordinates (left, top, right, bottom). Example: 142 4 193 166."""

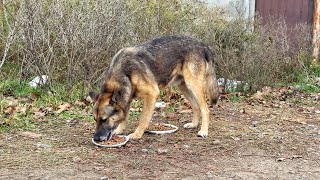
228 94 241 103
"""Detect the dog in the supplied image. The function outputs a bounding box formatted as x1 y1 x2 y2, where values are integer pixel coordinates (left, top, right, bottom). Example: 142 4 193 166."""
89 35 219 141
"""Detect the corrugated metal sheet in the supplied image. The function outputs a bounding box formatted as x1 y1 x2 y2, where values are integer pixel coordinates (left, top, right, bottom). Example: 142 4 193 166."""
255 0 314 27
256 0 314 54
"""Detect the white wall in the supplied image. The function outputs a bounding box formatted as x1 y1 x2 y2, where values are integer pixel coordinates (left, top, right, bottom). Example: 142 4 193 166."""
207 0 255 20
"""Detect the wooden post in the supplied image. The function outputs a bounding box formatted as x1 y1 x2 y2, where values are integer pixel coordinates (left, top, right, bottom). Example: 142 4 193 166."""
312 0 320 64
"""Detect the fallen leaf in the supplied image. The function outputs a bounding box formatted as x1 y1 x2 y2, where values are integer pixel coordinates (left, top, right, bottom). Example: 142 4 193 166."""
55 103 71 114
32 107 47 117
4 106 16 115
252 91 264 100
30 92 41 99
8 99 18 107
261 86 272 96
86 96 93 104
74 100 86 107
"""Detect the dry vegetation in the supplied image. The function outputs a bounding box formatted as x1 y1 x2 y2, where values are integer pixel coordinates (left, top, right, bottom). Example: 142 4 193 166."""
0 0 314 96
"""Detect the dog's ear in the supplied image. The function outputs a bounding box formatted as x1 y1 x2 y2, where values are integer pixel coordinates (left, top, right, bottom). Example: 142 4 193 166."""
89 91 99 102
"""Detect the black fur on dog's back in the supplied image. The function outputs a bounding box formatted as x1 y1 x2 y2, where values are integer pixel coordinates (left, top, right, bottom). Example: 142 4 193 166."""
108 35 215 88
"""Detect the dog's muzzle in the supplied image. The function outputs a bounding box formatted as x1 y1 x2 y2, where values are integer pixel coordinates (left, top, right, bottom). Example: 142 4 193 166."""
93 129 113 142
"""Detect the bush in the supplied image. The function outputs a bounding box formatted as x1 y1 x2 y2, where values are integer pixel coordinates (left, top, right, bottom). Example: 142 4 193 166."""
0 0 314 97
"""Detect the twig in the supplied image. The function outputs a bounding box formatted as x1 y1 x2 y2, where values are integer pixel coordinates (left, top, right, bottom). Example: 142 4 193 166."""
0 0 17 69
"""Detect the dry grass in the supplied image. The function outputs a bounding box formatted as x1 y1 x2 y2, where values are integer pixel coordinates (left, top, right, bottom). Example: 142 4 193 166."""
0 0 313 96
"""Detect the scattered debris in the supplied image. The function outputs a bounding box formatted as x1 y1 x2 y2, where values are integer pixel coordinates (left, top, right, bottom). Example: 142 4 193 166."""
29 75 48 88
182 145 190 149
141 149 148 153
276 157 286 162
20 131 42 139
212 139 221 145
218 78 248 92
157 148 169 154
72 156 82 163
155 101 166 108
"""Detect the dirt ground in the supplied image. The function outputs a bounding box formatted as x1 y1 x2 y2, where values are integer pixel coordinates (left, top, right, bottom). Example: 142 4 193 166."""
1 92 320 180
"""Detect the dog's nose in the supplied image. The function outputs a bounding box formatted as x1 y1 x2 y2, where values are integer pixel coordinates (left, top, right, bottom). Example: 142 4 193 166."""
93 134 101 142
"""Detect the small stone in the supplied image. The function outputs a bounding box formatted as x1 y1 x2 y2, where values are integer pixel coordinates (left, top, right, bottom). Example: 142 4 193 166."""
276 158 286 162
212 139 221 145
157 148 168 154
100 177 108 180
231 137 240 141
182 145 190 149
206 171 214 178
72 156 81 163
141 149 148 153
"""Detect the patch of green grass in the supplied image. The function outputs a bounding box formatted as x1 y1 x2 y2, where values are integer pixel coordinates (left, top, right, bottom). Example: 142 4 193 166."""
299 84 320 93
58 110 92 122
0 79 38 96
0 79 92 106
275 65 320 93
0 79 95 132
0 116 35 132
228 93 241 103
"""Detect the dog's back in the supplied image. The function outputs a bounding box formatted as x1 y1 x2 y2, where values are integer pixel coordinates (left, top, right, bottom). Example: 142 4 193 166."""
109 35 215 89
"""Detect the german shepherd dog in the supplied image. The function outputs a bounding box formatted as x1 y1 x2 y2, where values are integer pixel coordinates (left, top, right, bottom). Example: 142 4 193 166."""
89 35 219 141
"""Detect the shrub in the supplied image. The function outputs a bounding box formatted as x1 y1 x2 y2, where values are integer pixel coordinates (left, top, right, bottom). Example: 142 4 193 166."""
0 0 314 97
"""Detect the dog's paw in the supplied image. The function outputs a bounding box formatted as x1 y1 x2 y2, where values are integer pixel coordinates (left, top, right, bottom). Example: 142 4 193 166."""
197 130 208 138
183 123 198 129
128 133 142 139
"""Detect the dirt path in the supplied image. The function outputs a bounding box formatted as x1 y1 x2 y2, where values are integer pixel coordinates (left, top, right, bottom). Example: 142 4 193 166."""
1 96 320 179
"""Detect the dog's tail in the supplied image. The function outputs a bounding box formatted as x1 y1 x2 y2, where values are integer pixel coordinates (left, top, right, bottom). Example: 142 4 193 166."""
205 49 219 105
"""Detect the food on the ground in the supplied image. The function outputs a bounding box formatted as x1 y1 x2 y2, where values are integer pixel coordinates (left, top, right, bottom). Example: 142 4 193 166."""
147 123 175 131
95 135 126 145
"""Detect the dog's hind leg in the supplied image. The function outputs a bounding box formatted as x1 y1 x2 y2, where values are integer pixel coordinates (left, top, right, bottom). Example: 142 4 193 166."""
128 85 159 139
178 83 200 129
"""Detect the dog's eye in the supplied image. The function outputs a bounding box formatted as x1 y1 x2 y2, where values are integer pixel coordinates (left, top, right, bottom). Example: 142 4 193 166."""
100 118 107 122
109 117 115 122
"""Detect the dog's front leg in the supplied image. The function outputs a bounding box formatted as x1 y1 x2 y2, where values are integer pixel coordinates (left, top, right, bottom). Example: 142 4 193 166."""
129 90 159 139
114 119 127 135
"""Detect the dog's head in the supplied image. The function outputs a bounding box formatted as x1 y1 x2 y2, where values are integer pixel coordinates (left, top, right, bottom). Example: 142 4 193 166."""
89 91 125 142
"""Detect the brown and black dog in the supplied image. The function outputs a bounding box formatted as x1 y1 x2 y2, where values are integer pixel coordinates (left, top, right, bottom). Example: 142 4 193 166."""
89 35 219 141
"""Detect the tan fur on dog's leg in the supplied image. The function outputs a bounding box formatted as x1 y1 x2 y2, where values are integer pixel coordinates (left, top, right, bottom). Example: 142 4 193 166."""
179 83 200 129
114 120 127 135
114 111 129 135
129 86 159 139
183 60 210 137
